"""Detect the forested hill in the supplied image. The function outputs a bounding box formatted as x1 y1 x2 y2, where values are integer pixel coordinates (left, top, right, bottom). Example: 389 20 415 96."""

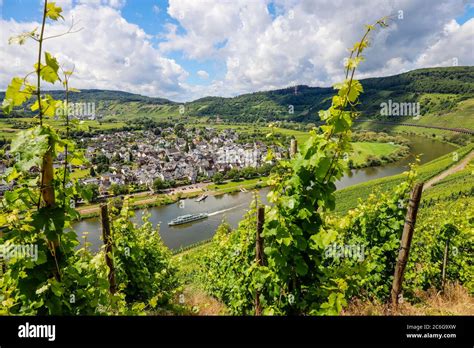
54 89 175 105
186 66 474 122
1 66 473 122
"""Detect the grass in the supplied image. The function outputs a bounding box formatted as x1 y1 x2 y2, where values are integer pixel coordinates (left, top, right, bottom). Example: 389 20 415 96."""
344 283 474 315
350 142 401 166
274 129 409 167
354 121 454 138
0 130 16 140
273 127 310 144
207 177 268 194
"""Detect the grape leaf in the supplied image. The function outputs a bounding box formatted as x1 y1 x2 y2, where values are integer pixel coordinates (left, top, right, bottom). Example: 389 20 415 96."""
2 77 35 114
46 2 64 21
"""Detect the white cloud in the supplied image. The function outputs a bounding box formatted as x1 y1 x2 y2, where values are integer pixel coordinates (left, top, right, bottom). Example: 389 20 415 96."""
412 18 474 68
152 4 160 14
160 0 271 60
0 1 188 100
107 0 126 9
1 0 472 102
77 0 126 9
162 0 473 98
197 70 209 79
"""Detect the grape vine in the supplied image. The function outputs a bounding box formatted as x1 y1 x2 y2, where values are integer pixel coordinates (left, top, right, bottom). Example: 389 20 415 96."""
199 18 419 315
0 1 179 315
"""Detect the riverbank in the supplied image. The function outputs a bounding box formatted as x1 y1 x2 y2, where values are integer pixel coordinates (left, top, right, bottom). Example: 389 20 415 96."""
76 177 269 219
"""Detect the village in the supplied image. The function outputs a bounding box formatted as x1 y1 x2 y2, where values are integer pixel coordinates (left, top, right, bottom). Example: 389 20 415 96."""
75 126 285 195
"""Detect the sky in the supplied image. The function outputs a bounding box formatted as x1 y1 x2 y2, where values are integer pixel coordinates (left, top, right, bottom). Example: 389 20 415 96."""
0 0 473 102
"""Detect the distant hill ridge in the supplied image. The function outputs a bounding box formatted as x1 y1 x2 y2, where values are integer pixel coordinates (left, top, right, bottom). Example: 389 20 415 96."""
1 66 473 122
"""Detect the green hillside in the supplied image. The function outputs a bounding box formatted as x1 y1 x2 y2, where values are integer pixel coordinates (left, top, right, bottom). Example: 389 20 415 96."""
1 67 473 125
187 67 474 122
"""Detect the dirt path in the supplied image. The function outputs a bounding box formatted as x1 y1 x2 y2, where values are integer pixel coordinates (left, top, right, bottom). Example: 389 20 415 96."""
77 205 101 215
424 150 474 190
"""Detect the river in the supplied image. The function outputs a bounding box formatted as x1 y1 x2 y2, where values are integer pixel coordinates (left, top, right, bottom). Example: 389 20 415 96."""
73 135 456 252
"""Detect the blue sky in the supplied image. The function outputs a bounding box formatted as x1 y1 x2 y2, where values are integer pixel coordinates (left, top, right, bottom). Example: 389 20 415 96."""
456 2 474 24
0 0 225 87
0 0 473 101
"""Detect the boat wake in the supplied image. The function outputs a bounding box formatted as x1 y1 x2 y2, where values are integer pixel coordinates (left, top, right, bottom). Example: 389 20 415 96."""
208 204 244 217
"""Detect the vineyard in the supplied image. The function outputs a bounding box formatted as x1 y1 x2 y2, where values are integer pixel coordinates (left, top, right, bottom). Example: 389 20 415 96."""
0 2 472 317
334 143 474 213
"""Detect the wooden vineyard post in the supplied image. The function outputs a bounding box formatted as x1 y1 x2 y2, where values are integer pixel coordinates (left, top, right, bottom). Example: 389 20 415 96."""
441 238 450 291
41 150 56 207
100 204 116 294
255 206 265 316
391 182 424 308
0 228 5 274
42 147 62 280
0 253 5 275
256 207 265 266
290 139 298 158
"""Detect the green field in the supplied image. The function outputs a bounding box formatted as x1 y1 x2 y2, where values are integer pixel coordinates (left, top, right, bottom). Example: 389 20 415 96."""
272 127 310 144
275 129 405 166
207 177 268 194
350 142 401 166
